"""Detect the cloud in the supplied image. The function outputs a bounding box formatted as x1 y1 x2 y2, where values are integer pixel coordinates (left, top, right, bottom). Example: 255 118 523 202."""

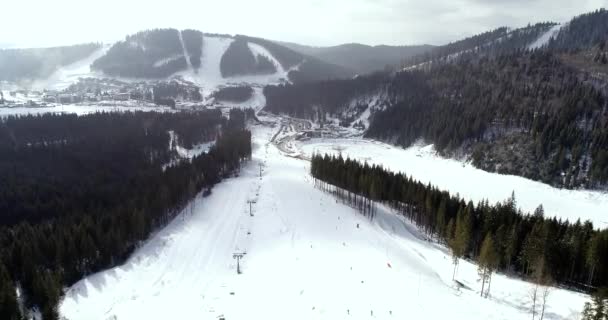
0 0 606 47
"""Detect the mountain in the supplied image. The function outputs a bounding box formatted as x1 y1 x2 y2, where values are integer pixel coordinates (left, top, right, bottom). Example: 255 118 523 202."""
0 29 356 93
402 22 559 69
281 42 433 75
263 9 608 190
87 29 355 84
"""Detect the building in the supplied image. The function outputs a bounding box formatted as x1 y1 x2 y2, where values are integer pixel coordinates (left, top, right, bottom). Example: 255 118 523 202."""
113 92 130 101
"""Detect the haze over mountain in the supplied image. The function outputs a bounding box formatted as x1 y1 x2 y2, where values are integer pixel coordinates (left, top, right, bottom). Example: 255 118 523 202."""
279 42 434 75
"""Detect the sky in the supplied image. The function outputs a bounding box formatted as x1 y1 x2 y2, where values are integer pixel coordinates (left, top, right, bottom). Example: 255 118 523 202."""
1 0 607 48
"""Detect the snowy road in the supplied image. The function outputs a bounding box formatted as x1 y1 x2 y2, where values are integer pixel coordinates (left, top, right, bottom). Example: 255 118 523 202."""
60 116 588 320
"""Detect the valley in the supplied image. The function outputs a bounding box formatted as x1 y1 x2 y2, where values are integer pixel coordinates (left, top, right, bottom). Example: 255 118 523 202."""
59 115 589 320
1 8 608 320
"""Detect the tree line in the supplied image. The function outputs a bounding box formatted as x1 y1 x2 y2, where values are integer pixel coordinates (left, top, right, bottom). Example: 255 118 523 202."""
0 110 252 319
310 154 608 297
212 86 253 103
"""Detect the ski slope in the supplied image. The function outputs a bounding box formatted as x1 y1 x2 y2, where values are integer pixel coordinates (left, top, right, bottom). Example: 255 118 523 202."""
248 42 286 75
29 45 111 91
529 24 562 50
298 138 608 228
60 116 588 320
178 35 291 105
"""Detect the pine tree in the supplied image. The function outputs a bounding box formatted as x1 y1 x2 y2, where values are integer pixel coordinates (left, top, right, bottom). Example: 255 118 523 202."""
587 234 601 286
478 233 499 297
504 224 518 271
449 207 471 280
436 199 447 242
582 302 593 320
591 289 607 320
0 261 21 320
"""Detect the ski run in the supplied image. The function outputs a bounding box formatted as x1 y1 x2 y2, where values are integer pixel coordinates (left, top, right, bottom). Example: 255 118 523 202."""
60 114 589 320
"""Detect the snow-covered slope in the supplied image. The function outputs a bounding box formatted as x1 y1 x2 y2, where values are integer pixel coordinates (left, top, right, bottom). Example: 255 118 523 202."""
176 35 292 103
60 116 588 320
28 44 111 90
528 24 562 49
7 33 294 106
299 138 608 227
180 35 233 92
0 102 174 118
248 42 286 75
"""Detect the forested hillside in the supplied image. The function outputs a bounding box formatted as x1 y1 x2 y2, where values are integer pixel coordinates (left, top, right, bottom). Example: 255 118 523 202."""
369 51 608 188
281 42 433 75
182 29 203 68
403 22 557 68
219 38 277 77
548 9 608 51
0 43 100 81
264 9 608 189
264 71 389 118
0 110 252 319
212 85 253 102
92 29 202 78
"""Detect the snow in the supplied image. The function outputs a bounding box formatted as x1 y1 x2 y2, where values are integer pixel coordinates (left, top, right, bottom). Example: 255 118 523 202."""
168 130 215 159
163 130 215 170
529 24 562 50
28 44 112 91
298 138 608 228
177 35 293 106
178 31 194 71
344 90 388 130
5 36 292 112
0 103 174 118
153 55 184 68
214 86 267 112
60 115 589 320
178 35 233 97
248 42 286 75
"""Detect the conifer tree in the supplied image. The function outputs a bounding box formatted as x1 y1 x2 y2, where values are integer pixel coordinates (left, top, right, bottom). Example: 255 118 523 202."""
450 207 471 280
478 233 499 297
0 261 21 320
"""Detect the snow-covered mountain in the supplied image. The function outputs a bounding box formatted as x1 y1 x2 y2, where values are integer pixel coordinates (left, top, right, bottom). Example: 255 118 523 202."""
281 42 434 75
0 29 354 93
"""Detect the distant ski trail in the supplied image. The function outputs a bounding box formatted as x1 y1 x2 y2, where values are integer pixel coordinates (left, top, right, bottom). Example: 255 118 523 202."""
178 30 194 71
529 24 562 49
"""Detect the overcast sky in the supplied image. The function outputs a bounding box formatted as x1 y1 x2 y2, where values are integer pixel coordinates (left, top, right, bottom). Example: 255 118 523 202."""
1 0 606 48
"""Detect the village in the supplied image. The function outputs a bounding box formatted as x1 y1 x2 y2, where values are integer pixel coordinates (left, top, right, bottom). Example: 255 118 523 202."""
0 76 208 110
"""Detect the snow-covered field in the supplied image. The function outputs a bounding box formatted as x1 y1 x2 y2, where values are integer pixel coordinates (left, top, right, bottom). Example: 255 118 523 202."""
298 138 608 228
214 86 267 112
0 103 174 117
60 117 588 320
